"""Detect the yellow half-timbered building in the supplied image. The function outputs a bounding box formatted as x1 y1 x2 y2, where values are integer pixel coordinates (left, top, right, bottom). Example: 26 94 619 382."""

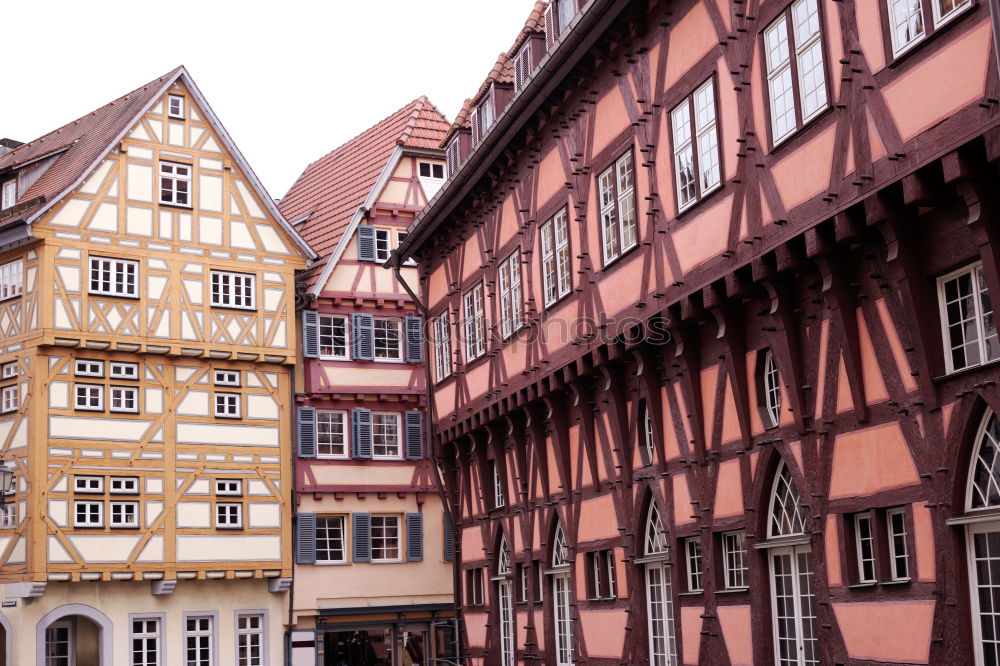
0 66 312 665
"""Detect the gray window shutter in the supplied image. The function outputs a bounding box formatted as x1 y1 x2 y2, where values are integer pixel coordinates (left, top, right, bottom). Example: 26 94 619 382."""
352 313 374 361
296 513 316 564
298 407 316 458
357 225 376 262
352 512 371 562
443 513 454 562
407 513 424 562
405 316 424 363
405 411 424 460
544 3 556 49
302 310 319 358
352 408 373 459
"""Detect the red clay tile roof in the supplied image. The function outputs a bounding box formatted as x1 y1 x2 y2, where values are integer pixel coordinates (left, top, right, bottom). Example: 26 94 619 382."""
278 96 450 288
0 66 182 225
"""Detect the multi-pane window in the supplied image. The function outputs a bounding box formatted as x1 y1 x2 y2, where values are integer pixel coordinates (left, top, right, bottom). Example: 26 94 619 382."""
215 479 242 496
210 270 255 309
1 180 15 210
215 392 240 418
1 385 16 414
159 162 191 206
887 0 971 56
237 614 264 666
373 318 402 360
75 476 104 494
639 398 655 466
90 256 138 297
685 538 703 592
1 362 15 379
373 412 401 458
371 514 401 561
316 515 346 562
0 503 15 529
110 386 139 413
498 250 523 339
317 410 348 458
110 477 139 494
764 0 828 144
517 563 530 603
722 531 749 589
491 460 505 509
540 208 572 307
110 501 139 528
168 94 185 119
131 617 161 666
216 503 243 529
463 283 486 362
475 94 495 144
319 314 349 359
598 151 637 265
671 78 721 211
0 259 22 300
586 549 617 599
938 263 999 373
75 359 103 377
375 228 392 263
854 512 876 583
419 162 445 180
110 362 139 380
467 567 485 605
762 349 782 428
887 508 910 581
185 616 213 666
75 384 104 411
433 311 452 382
74 501 103 527
213 369 239 386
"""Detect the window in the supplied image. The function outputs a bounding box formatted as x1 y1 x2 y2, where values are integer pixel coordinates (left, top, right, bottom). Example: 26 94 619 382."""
761 349 782 428
236 614 264 666
0 259 22 300
90 256 138 298
419 162 446 197
110 501 139 528
764 0 828 144
45 621 73 666
216 503 243 529
514 42 534 92
446 138 461 176
168 94 185 119
372 412 401 459
75 476 104 494
213 369 240 386
517 563 530 603
964 410 1000 664
671 78 721 211
534 559 544 602
396 231 416 265
433 311 452 381
110 361 138 380
598 151 637 265
374 228 392 263
854 512 876 583
75 359 103 377
185 616 213 666
74 501 103 527
887 0 971 56
418 162 445 180
210 270 255 310
938 262 999 373
556 0 576 33
319 314 349 359
1 385 16 414
110 386 139 413
317 410 348 458
316 515 346 563
639 399 655 466
498 250 522 339
371 514 401 561
131 617 161 666
0 503 15 529
373 318 403 361
215 479 242 496
1 362 15 380
75 384 104 411
491 460 505 508
474 93 495 144
684 538 703 592
159 161 191 207
463 283 486 362
550 522 574 666
497 537 515 666
467 567 485 605
215 392 240 418
110 477 139 494
0 180 15 210
586 549 616 600
886 508 910 581
722 531 749 589
540 208 572 307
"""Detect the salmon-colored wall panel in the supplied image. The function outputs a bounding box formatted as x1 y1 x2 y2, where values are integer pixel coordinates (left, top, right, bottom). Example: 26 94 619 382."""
835 354 853 414
537 149 566 209
858 308 889 404
597 258 644 321
867 109 888 162
720 373 742 444
541 304 574 357
717 605 753 666
466 362 491 403
615 548 629 598
832 600 935 663
770 123 836 209
673 193 732 274
579 494 621 542
876 298 918 393
433 381 456 420
680 605 703 664
751 44 768 150
826 514 843 587
714 459 743 518
663 2 715 92
462 527 484 563
593 87 630 157
674 475 694 525
715 0 732 32
700 364 720 446
498 196 518 252
464 612 488 648
661 385 682 461
856 0 886 73
746 350 765 436
579 609 629 657
824 0 844 102
462 234 481 283
789 440 804 478
502 343 529 378
717 62 739 183
829 423 921 499
942 401 955 438
547 436 561 495
912 502 936 582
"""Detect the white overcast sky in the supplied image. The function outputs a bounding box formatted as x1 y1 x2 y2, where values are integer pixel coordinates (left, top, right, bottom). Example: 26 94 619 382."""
2 0 536 199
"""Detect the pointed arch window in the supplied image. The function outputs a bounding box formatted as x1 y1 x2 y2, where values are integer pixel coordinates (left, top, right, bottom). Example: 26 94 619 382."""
769 462 805 538
552 523 570 568
498 534 512 576
968 410 1000 511
643 502 678 666
645 502 669 556
639 399 655 467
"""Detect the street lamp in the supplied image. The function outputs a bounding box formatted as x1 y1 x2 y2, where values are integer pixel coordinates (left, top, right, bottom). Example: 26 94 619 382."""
0 461 16 506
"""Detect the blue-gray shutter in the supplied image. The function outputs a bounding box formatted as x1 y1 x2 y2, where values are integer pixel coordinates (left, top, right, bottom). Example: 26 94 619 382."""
443 513 454 562
352 512 371 562
352 313 374 361
302 310 319 358
298 407 316 458
352 408 373 459
296 513 316 564
405 411 424 460
357 225 376 262
405 316 424 363
406 513 424 562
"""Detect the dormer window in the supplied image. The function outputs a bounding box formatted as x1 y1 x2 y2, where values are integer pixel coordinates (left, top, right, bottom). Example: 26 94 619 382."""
418 161 446 198
514 42 534 92
168 95 185 120
1 180 15 210
556 0 576 34
472 91 495 146
446 138 461 176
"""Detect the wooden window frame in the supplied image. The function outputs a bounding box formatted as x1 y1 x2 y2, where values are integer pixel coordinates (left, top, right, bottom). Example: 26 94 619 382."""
880 0 975 60
110 476 139 495
1 362 16 380
670 76 722 213
210 270 255 310
74 476 104 494
74 500 103 528
167 94 185 120
317 409 349 459
597 150 638 267
89 256 139 298
938 261 998 374
109 500 139 528
886 507 911 582
498 249 523 340
183 615 214 666
214 392 241 419
491 459 505 509
853 512 877 584
684 537 703 592
110 361 138 381
235 614 265 666
639 398 655 467
0 503 16 529
316 514 347 563
721 530 749 590
370 514 402 562
215 502 243 529
540 207 572 308
372 317 403 362
586 549 617 600
74 383 104 412
372 411 402 460
0 385 16 414
75 359 104 378
0 258 22 301
158 161 192 208
467 567 485 606
109 385 139 413
318 314 350 360
463 282 487 363
433 311 452 382
374 228 392 263
0 180 15 210
214 479 242 497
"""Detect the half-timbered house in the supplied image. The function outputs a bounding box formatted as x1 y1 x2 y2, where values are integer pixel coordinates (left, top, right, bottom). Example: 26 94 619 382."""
392 0 1000 664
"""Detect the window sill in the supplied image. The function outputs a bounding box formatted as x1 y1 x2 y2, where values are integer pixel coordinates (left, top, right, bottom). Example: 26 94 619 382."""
215 526 245 531
0 294 22 304
673 182 726 222
880 578 911 586
313 561 350 566
542 289 573 313
716 587 749 595
767 105 834 157
846 582 878 590
89 292 140 301
678 590 703 597
158 201 193 211
934 357 1000 382
885 2 976 72
210 305 257 313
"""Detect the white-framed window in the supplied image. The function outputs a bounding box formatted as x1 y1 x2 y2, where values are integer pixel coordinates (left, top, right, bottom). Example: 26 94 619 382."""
887 0 927 55
540 208 572 308
475 93 495 143
671 78 721 212
467 567 485 605
215 479 242 496
319 314 349 359
75 359 103 377
498 249 522 339
0 503 15 529
216 503 243 529
722 531 748 589
210 270 255 310
110 477 139 495
517 563 530 603
886 508 910 581
0 259 22 300
432 311 452 382
159 161 192 207
184 616 213 666
89 256 139 298
939 262 999 373
214 392 240 419
685 537 703 592
109 361 138 380
1 385 16 414
213 369 240 387
373 412 401 459
764 0 828 144
586 549 616 600
375 228 392 263
110 386 139 413
75 476 104 494
167 94 185 119
396 231 416 266
463 282 486 362
491 460 505 509
317 410 348 458
110 501 139 528
598 151 637 265
418 161 446 198
551 522 574 666
236 613 264 666
1 362 15 379
75 384 104 411
130 616 161 666
316 515 346 563
854 512 876 583
1 180 15 210
74 500 103 527
373 318 403 361
371 514 401 562
639 398 655 466
763 349 782 428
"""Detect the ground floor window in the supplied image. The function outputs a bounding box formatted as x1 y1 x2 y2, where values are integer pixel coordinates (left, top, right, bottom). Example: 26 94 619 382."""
645 562 678 666
553 572 573 666
769 545 818 666
499 579 514 666
45 621 73 666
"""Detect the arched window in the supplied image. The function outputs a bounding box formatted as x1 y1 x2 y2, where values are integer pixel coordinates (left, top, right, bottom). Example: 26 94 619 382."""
769 461 805 537
964 410 1000 665
497 533 514 666
759 349 782 429
643 502 677 666
549 521 573 666
968 409 1000 510
639 399 655 466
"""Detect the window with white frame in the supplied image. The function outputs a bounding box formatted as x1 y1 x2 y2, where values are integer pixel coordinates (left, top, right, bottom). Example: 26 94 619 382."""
463 283 486 362
215 479 242 496
886 508 910 581
184 616 213 666
213 369 240 387
75 384 104 411
886 0 971 56
110 501 139 528
722 530 748 589
671 78 721 211
74 500 103 527
210 270 255 310
475 94 495 143
586 549 616 600
517 563 530 603
373 412 401 459
110 361 138 380
938 262 999 373
316 515 346 562
215 392 240 418
75 476 104 494
540 208 572 307
0 503 15 529
396 231 416 265
762 349 782 428
764 0 828 144
854 512 876 583
168 94 185 119
110 386 138 413
0 259 22 300
317 410 348 458
467 567 485 605
1 385 16 414
1 180 15 210
491 460 505 508
1 362 15 380
375 228 392 263
75 359 103 377
639 398 655 466
418 161 446 199
371 514 401 561
110 477 139 495
373 318 403 361
598 151 637 265
159 161 191 207
319 314 349 359
216 502 243 529
89 256 138 298
433 311 452 382
236 614 264 666
498 250 522 339
130 617 161 666
685 537 703 592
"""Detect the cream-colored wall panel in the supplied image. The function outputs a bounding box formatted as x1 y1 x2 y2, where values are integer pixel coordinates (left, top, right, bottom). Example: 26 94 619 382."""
311 464 415 486
187 479 210 495
158 210 172 239
53 297 72 329
181 312 197 340
145 387 163 414
182 262 203 274
176 534 281 562
48 499 68 527
127 124 151 142
153 309 170 338
176 423 278 446
177 501 211 528
52 475 68 493
199 216 223 245
263 288 283 313
8 419 26 449
323 365 412 387
126 163 153 202
56 265 81 292
148 275 168 300
49 381 69 409
249 503 280 528
246 394 278 420
145 501 163 528
147 118 163 143
146 478 163 494
177 390 210 417
136 535 164 562
68 534 141 562
230 220 256 250
247 479 271 496
49 416 153 442
49 198 89 227
199 175 223 213
201 135 222 153
126 206 153 236
168 121 184 147
271 319 287 348
176 366 198 382
8 536 24 564
79 160 113 195
234 180 265 219
128 146 153 161
183 279 203 306
190 126 205 148
0 419 12 447
200 157 222 170
47 536 74 563
179 213 193 242
106 174 119 197
254 224 289 255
